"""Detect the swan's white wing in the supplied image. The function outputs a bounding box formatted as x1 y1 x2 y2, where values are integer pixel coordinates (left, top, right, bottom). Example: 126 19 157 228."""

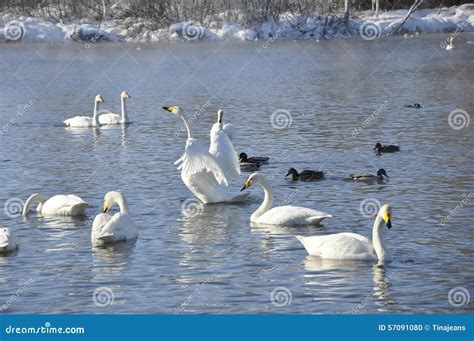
209 124 240 181
297 233 376 260
223 123 234 140
256 206 331 226
64 116 93 127
0 228 18 252
41 195 88 216
179 138 229 186
92 213 137 245
98 112 121 125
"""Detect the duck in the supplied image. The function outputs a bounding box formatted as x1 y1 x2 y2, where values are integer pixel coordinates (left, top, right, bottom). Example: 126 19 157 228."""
240 172 332 226
92 191 137 245
286 168 325 181
374 143 400 154
64 95 104 127
240 162 261 172
296 204 392 261
0 227 19 253
405 103 422 109
22 193 88 216
349 168 389 182
239 152 269 165
98 91 131 125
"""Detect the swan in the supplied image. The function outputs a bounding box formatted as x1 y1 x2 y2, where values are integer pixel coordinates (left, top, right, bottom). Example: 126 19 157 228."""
98 91 131 125
446 36 454 50
297 204 392 261
92 191 137 245
349 169 389 182
209 109 240 181
240 172 332 226
22 193 88 216
374 143 400 154
162 106 248 204
0 227 18 253
286 168 325 181
64 95 104 127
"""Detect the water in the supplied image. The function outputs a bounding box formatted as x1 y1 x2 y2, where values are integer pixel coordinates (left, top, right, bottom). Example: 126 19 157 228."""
0 34 472 314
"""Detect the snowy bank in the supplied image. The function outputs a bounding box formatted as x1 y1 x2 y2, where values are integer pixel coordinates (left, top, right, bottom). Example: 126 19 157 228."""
0 4 473 43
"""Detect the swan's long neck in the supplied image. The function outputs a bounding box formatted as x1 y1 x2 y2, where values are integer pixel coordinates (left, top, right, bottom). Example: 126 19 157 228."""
115 194 129 214
93 100 99 126
251 178 274 221
372 215 388 261
180 114 193 139
121 97 128 123
23 194 47 215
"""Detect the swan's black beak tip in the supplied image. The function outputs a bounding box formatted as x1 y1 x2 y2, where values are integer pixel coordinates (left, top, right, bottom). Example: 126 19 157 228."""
386 221 392 229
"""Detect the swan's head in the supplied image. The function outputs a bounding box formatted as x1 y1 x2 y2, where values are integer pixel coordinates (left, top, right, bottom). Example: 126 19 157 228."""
121 91 131 99
377 168 389 178
163 106 184 116
285 168 298 177
217 110 224 123
379 204 392 229
103 191 122 213
95 95 105 103
241 172 263 191
239 152 248 162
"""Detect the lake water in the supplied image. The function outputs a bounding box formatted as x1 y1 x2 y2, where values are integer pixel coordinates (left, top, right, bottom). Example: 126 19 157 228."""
0 33 472 314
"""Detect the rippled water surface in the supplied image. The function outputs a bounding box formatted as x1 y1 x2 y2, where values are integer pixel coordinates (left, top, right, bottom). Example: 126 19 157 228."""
0 34 473 314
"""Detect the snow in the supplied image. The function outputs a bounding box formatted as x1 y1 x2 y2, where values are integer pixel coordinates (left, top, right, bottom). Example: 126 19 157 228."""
0 4 473 44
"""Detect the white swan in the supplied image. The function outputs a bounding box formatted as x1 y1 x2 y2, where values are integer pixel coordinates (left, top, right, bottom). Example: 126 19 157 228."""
98 91 131 125
241 172 332 226
446 36 454 50
22 193 88 216
92 191 137 245
209 109 240 181
0 227 18 253
163 106 248 204
297 204 392 261
64 95 104 127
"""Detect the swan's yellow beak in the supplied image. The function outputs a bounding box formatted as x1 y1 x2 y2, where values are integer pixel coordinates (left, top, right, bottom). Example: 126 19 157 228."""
103 201 109 213
383 212 391 229
163 106 177 112
241 178 252 191
125 92 131 98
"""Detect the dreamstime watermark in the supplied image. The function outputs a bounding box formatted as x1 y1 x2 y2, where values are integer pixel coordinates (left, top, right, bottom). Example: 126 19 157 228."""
3 197 25 218
359 22 382 41
352 279 391 314
351 101 388 138
282 189 300 206
270 109 292 130
182 23 205 41
4 20 25 41
448 287 470 307
1 278 34 312
181 198 203 218
359 198 381 218
92 287 114 307
439 192 473 226
1 100 34 135
270 287 292 307
174 101 211 138
262 22 291 48
175 279 209 314
440 21 467 49
448 109 470 130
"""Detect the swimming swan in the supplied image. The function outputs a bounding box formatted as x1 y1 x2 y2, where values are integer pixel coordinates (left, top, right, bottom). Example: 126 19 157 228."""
0 227 18 253
446 36 454 50
162 106 248 204
98 91 131 125
22 193 88 216
64 95 104 127
297 204 392 261
92 191 137 245
209 109 240 181
241 172 332 226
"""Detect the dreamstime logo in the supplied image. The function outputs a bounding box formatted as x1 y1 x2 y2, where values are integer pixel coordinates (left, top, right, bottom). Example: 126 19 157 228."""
3 198 24 218
182 24 205 41
359 198 381 218
440 192 473 226
440 21 467 49
263 22 290 48
270 109 292 130
4 20 25 41
448 109 470 130
181 198 203 218
359 22 381 41
351 101 388 138
270 287 292 307
174 101 211 138
93 287 114 307
448 287 470 307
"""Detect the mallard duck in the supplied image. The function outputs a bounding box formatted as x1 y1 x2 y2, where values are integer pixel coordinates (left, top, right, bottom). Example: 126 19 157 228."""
239 152 269 165
374 143 400 154
286 168 325 181
349 168 389 182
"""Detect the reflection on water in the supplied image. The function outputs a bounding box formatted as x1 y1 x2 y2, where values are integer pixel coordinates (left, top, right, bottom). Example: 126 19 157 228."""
0 34 472 313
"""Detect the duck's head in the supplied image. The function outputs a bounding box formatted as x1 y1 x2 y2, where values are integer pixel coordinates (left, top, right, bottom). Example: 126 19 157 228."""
95 95 105 103
163 106 184 116
413 103 421 108
285 168 298 177
374 143 382 152
103 191 122 213
121 91 131 99
217 110 224 123
241 172 263 191
377 168 389 178
379 204 392 229
239 152 248 162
